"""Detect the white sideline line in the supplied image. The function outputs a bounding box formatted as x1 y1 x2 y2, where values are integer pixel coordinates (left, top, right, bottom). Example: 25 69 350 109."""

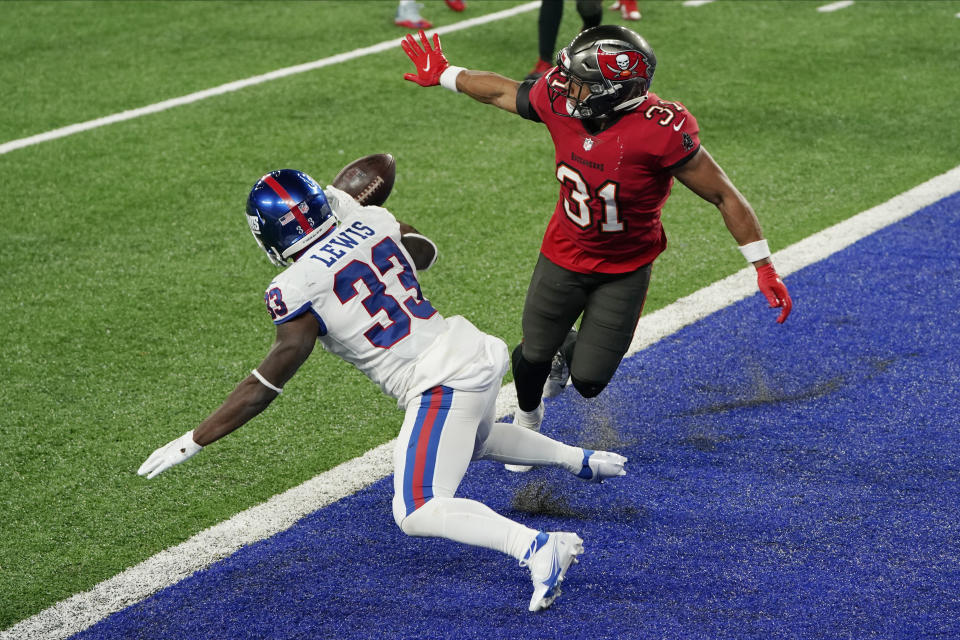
683 1 717 7
0 1 540 157
818 1 855 13
5 164 959 640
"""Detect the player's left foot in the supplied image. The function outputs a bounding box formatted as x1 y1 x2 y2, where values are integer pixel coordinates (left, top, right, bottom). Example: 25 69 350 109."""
576 449 627 483
542 329 576 398
445 0 466 11
522 531 584 612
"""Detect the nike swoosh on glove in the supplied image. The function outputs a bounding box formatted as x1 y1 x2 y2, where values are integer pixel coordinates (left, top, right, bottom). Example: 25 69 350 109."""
756 262 792 324
401 29 450 87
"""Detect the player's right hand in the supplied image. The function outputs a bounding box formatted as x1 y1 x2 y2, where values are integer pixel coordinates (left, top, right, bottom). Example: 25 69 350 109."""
401 30 449 87
137 430 203 479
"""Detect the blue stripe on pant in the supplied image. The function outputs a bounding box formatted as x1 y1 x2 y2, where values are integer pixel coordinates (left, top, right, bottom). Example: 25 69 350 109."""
402 386 454 518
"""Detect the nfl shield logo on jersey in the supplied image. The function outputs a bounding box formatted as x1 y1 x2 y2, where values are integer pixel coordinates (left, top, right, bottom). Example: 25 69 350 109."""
583 138 594 151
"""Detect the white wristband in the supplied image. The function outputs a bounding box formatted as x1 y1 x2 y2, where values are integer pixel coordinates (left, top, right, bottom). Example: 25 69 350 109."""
251 368 283 393
440 66 465 93
739 239 771 263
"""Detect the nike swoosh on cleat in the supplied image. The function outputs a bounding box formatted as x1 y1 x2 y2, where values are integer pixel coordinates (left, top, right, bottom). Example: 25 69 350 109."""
546 554 562 586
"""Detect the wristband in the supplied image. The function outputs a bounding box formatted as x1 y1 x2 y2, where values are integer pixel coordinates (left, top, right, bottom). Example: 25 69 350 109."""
738 239 771 263
440 66 465 93
251 368 283 393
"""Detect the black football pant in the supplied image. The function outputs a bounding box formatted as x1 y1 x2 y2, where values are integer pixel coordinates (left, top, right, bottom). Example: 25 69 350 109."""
513 253 652 412
537 0 604 63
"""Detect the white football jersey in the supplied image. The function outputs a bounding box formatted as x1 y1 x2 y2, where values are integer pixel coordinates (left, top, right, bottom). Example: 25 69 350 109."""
263 186 508 406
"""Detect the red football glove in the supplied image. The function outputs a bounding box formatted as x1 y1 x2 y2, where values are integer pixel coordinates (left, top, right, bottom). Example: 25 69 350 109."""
756 263 792 324
401 30 450 87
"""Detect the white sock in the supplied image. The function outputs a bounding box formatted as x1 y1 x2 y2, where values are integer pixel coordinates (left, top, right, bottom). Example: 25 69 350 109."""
477 422 584 471
400 497 540 561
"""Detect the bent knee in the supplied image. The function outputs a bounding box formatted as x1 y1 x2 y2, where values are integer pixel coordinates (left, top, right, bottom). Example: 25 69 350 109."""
571 376 607 399
394 496 439 536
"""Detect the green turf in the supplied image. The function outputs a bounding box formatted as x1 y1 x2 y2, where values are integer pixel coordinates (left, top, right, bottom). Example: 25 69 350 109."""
1 0 958 629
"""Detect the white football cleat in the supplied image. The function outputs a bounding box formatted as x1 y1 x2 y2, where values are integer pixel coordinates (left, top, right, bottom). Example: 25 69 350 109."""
576 449 627 483
505 402 544 473
542 350 570 398
522 531 585 612
542 330 576 399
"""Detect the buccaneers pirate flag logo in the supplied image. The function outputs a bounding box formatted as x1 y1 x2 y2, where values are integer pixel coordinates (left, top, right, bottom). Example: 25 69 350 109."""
597 45 651 82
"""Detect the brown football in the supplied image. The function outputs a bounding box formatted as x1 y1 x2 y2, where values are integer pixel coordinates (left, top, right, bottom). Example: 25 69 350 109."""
331 153 396 206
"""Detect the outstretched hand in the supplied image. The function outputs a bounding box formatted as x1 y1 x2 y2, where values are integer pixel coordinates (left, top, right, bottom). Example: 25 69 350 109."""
401 29 450 87
756 263 792 323
137 430 202 479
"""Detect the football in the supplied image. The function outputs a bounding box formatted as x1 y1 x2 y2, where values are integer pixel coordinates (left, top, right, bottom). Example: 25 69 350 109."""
331 153 396 206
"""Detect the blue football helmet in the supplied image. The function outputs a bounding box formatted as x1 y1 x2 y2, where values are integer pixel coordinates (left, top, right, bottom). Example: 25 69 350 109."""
245 169 337 267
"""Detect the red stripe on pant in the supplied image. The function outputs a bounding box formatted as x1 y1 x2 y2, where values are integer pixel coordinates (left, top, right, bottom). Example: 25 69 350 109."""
411 387 444 510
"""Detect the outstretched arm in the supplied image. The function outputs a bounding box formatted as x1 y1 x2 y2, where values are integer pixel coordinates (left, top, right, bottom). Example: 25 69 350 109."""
401 29 520 114
673 147 793 323
137 313 320 478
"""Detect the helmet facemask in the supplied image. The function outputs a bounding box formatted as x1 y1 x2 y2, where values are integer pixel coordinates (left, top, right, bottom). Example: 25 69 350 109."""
548 25 656 121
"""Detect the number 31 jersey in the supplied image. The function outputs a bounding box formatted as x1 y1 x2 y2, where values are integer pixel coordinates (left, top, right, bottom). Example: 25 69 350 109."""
263 187 508 406
522 77 702 274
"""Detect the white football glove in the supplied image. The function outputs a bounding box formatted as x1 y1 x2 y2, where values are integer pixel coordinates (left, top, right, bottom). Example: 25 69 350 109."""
137 430 203 479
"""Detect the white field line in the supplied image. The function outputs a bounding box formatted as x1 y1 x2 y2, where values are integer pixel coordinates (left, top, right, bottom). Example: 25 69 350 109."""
0 1 540 157
5 164 959 640
818 1 855 13
683 0 717 7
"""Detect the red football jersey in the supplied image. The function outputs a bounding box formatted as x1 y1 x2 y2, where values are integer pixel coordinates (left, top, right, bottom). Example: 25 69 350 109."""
525 78 701 274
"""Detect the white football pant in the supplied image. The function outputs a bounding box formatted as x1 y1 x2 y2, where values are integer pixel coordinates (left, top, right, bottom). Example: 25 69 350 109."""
393 383 584 561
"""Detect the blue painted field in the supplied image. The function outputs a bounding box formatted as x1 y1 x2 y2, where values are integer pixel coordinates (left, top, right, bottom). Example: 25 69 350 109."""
75 193 960 639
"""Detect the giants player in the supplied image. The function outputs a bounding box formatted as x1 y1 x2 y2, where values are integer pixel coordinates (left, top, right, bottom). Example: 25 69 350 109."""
137 168 628 612
402 26 792 460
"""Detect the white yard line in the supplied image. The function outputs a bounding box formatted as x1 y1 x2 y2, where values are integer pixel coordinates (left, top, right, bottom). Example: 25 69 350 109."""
5 163 959 640
0 2 540 157
683 1 717 7
818 1 855 13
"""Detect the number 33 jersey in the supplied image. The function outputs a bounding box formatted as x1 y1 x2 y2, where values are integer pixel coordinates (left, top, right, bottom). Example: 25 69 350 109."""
523 79 702 274
262 187 508 406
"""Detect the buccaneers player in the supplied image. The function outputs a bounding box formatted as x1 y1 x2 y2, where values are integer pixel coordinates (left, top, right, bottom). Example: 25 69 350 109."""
402 26 792 463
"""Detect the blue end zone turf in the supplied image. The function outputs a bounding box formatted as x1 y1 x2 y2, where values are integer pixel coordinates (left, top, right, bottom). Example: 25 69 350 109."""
74 193 960 639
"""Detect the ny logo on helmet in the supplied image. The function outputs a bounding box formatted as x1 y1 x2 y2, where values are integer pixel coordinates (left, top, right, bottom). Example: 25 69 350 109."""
597 46 649 81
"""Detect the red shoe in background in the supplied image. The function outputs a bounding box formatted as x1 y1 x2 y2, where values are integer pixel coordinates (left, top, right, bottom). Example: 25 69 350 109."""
525 58 553 81
395 1 431 29
619 0 641 20
445 0 466 11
